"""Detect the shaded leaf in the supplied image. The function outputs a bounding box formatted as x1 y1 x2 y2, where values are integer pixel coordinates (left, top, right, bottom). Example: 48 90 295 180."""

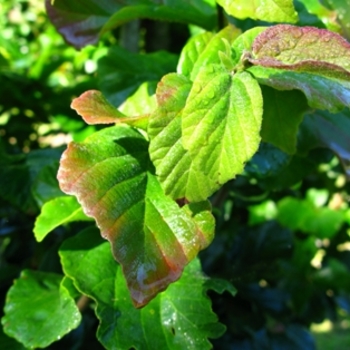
57 125 214 307
46 0 216 49
182 66 263 188
149 73 217 202
60 227 228 350
217 0 298 23
245 142 292 179
1 270 81 349
326 0 350 39
260 85 310 154
277 196 345 238
0 148 62 214
298 109 350 177
98 46 177 107
71 90 149 130
248 24 350 112
34 196 92 242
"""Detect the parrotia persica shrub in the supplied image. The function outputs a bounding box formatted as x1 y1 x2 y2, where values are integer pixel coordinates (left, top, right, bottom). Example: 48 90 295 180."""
3 0 350 349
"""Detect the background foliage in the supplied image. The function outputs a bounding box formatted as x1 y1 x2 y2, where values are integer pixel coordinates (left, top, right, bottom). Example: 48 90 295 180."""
2 0 350 349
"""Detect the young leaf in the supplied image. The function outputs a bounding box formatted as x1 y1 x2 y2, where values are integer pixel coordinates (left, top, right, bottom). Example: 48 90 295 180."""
59 227 228 350
71 90 149 130
177 25 241 80
149 73 218 202
57 126 214 307
1 270 81 349
217 0 298 23
33 196 92 242
46 0 216 49
182 65 263 188
247 25 350 112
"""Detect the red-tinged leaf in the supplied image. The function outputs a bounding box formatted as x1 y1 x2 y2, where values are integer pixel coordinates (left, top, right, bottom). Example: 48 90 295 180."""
57 126 214 307
250 24 350 73
71 90 149 129
247 25 350 112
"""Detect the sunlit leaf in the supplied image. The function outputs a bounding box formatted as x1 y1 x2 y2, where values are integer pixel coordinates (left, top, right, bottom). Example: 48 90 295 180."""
71 90 149 130
149 73 217 202
58 125 214 307
182 65 263 188
248 25 350 112
60 227 230 349
33 196 92 242
217 0 298 23
1 270 81 349
178 25 241 80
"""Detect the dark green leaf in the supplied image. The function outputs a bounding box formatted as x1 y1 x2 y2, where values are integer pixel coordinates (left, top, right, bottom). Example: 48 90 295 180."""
60 227 227 349
260 86 310 154
98 46 177 107
298 109 350 177
1 270 81 349
46 0 216 49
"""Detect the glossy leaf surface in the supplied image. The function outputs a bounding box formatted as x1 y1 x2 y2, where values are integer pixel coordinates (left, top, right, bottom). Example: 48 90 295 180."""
182 66 263 188
217 0 298 23
46 0 216 49
248 25 350 112
58 126 214 307
60 227 229 349
1 270 81 349
34 196 92 242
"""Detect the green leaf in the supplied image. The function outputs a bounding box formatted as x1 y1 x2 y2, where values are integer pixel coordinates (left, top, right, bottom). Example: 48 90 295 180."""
177 25 241 80
149 73 218 202
326 0 350 39
31 161 64 207
71 90 149 130
182 65 263 188
0 148 62 214
298 109 350 177
46 0 216 49
0 326 25 350
248 24 350 112
260 85 310 154
98 46 178 107
217 0 298 23
33 196 92 242
1 270 81 349
277 196 345 238
118 81 157 117
59 227 227 349
57 125 214 307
